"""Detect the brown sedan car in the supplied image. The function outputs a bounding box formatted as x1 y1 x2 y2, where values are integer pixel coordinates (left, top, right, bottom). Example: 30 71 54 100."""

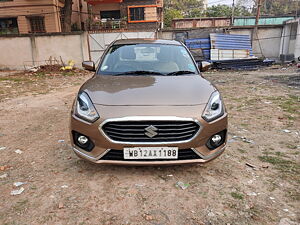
70 39 228 165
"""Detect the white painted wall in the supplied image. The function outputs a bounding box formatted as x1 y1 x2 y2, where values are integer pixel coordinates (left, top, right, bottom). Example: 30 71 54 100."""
34 34 89 67
157 31 173 40
229 27 283 60
279 24 292 56
0 37 33 70
294 21 300 59
0 32 89 70
280 18 300 61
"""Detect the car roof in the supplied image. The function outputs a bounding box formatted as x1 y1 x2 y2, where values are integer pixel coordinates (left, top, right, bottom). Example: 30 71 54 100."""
112 39 183 46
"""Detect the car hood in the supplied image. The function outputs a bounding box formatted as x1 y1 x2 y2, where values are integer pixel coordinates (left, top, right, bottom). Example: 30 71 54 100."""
81 75 216 106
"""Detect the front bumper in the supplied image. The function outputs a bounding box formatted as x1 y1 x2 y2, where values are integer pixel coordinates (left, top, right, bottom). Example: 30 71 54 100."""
69 110 228 165
72 145 226 165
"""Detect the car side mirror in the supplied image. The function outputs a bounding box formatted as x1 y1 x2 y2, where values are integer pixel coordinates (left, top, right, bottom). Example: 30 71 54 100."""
82 61 96 71
199 61 212 72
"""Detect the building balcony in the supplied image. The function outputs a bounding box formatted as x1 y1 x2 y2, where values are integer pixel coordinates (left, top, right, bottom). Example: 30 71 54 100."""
89 19 127 31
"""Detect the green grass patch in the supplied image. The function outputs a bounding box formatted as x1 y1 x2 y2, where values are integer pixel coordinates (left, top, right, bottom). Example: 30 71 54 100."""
237 148 246 153
286 144 298 150
0 77 27 82
279 96 300 115
258 155 300 175
62 71 76 76
274 151 288 157
240 123 249 127
230 192 244 200
285 189 300 201
266 95 300 114
35 72 46 77
244 98 260 105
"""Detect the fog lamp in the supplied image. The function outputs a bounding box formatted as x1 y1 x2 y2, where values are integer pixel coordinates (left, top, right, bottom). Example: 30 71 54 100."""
78 136 89 145
212 135 222 144
72 131 95 152
206 130 227 150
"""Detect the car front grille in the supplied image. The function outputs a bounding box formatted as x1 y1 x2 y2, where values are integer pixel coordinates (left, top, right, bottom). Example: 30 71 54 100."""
101 149 202 161
101 120 200 143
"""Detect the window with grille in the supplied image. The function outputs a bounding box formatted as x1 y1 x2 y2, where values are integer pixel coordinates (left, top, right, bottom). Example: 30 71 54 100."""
128 6 158 23
28 16 45 33
0 17 18 34
129 7 145 21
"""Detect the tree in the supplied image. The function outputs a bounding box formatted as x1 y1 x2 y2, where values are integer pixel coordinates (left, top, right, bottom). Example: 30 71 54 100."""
205 4 252 17
164 0 206 27
164 9 183 27
260 0 299 15
62 0 73 32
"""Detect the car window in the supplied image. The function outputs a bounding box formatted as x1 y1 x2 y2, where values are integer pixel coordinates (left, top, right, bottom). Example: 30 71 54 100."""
98 43 198 76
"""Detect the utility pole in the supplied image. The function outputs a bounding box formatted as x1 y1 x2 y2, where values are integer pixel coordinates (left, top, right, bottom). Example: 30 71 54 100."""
254 0 262 30
231 0 235 26
296 0 299 18
253 0 262 39
253 0 263 57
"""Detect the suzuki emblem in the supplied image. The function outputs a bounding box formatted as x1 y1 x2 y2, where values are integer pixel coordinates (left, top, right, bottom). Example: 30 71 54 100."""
145 125 158 138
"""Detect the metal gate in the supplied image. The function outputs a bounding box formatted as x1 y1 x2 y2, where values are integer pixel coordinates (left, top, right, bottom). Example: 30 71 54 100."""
88 31 157 65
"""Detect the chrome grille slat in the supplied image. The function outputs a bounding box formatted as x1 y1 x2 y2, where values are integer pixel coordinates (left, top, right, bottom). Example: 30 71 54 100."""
157 126 198 131
106 131 146 136
107 123 195 128
106 130 195 136
102 120 200 143
105 127 144 132
108 134 195 140
155 130 196 135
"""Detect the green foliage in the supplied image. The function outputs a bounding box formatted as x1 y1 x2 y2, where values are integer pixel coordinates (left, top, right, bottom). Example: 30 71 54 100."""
164 0 205 27
261 0 299 15
206 4 252 17
189 8 203 18
164 0 204 15
230 192 244 200
258 155 300 175
206 5 232 17
164 9 183 28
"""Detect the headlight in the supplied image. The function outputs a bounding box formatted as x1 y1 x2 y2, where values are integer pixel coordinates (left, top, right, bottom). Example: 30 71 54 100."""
202 91 224 122
75 92 99 123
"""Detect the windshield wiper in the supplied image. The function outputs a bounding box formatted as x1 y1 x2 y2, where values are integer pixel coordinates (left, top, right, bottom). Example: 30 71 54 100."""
115 71 164 76
166 71 196 76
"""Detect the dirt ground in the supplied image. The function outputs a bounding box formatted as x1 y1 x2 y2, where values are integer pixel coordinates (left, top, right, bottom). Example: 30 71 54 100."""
0 66 299 225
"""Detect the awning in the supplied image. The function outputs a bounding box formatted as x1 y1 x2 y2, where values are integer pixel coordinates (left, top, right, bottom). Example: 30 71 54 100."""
87 0 123 5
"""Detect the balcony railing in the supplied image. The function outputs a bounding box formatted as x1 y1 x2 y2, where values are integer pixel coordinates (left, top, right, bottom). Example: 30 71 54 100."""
89 19 127 31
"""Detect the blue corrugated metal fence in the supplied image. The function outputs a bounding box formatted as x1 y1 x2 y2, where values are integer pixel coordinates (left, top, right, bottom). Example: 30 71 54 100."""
185 38 211 60
210 33 253 57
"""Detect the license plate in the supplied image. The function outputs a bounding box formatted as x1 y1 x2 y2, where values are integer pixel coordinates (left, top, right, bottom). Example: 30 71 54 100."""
124 147 178 160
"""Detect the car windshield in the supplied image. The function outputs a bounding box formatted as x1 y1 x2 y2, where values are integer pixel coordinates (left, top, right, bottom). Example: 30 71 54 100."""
97 43 198 76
